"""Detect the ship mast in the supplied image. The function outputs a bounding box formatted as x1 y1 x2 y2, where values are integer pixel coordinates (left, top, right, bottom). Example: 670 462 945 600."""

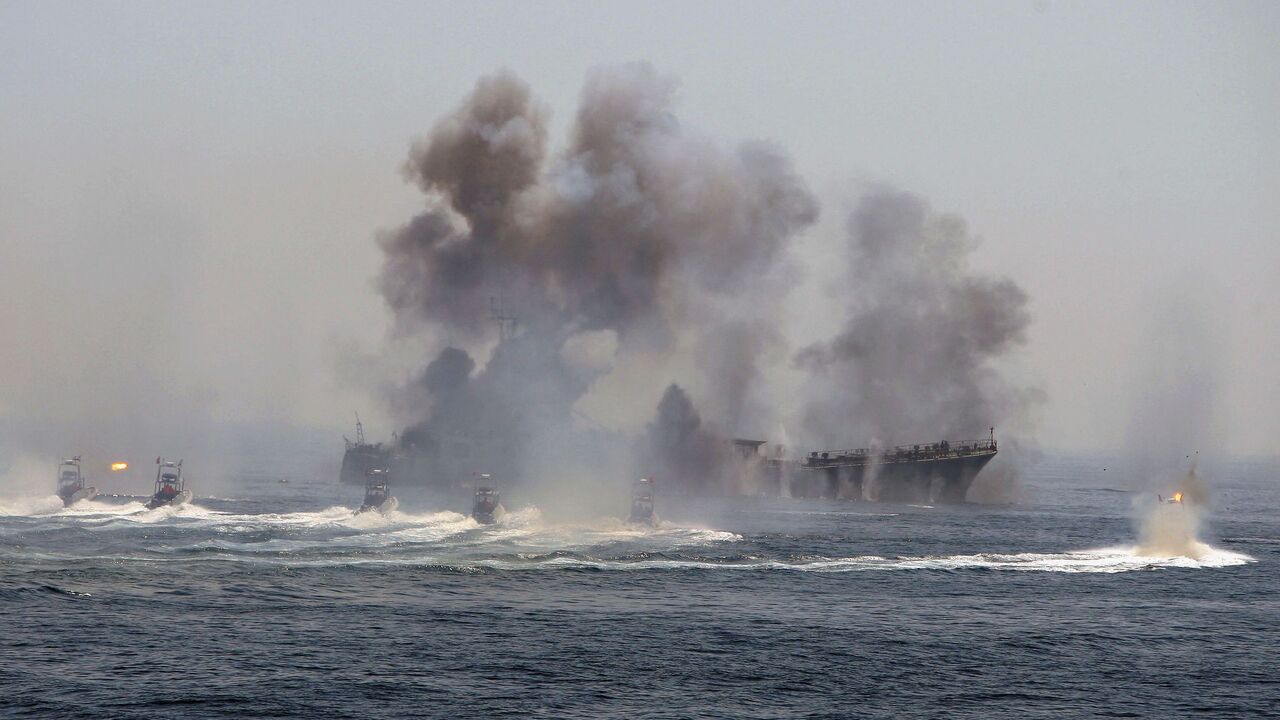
355 412 366 445
490 294 517 343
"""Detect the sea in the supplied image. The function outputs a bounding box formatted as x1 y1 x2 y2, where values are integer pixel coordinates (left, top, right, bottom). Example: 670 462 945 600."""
2 454 1277 719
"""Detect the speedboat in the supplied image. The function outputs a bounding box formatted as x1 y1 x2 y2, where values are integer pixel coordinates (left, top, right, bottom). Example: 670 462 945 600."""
1158 491 1185 505
146 458 191 509
628 477 656 526
56 456 97 506
356 468 398 514
471 481 502 524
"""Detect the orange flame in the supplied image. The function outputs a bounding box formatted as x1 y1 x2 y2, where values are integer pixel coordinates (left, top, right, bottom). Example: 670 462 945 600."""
111 462 129 472
1173 491 1184 503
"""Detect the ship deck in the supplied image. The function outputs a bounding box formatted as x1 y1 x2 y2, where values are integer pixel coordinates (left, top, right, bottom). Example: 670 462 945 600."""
803 437 997 470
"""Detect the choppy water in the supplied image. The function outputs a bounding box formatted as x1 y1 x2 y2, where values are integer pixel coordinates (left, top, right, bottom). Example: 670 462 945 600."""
2 456 1277 718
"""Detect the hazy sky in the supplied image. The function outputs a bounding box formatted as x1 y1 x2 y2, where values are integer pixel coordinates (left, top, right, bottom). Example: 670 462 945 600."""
2 1 1277 458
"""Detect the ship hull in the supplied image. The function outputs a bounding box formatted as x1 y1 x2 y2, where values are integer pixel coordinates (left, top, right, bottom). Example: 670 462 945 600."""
146 490 192 510
59 486 97 507
627 513 656 527
471 505 504 525
795 451 995 504
357 496 398 515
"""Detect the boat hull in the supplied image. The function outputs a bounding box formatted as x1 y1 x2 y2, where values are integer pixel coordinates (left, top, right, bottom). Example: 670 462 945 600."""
146 490 192 510
357 497 398 514
60 486 97 507
627 514 656 527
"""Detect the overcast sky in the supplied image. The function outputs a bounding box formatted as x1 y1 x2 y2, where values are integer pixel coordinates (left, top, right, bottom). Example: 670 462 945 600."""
2 1 1276 459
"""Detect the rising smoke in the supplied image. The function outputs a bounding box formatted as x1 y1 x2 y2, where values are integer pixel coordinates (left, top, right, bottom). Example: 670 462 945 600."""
1123 279 1226 496
378 65 818 494
375 67 1040 502
795 190 1038 500
1124 279 1226 555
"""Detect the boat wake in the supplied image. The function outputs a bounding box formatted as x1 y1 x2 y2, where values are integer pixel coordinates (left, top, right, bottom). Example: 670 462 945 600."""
411 544 1254 573
0 496 1253 573
794 545 1254 573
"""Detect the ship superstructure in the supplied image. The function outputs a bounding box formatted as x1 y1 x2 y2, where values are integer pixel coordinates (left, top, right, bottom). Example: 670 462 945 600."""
340 414 391 485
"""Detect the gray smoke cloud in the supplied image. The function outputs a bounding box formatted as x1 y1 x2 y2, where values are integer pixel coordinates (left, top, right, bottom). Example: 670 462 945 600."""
796 189 1038 498
378 64 817 493
1123 278 1226 502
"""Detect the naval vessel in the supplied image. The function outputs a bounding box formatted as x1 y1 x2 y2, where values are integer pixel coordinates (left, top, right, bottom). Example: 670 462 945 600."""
795 429 998 503
340 414 391 485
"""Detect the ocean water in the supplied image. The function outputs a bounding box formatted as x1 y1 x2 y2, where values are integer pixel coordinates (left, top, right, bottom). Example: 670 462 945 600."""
2 456 1277 719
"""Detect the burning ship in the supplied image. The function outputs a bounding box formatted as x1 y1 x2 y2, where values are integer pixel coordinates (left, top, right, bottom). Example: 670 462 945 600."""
793 429 998 503
340 414 391 485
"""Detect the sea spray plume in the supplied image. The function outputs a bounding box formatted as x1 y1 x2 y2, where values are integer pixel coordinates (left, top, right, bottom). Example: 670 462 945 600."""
377 65 817 491
1136 464 1210 559
796 190 1036 498
0 454 66 512
1112 280 1224 558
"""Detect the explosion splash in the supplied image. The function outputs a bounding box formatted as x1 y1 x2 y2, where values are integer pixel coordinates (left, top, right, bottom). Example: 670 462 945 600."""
1136 463 1213 559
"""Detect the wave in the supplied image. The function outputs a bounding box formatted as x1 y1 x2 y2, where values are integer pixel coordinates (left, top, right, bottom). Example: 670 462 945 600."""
1222 536 1280 546
0 584 93 600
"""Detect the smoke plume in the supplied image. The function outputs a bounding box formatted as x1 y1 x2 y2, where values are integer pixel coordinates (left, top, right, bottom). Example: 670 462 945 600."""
1123 279 1225 495
378 65 817 491
796 189 1037 498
